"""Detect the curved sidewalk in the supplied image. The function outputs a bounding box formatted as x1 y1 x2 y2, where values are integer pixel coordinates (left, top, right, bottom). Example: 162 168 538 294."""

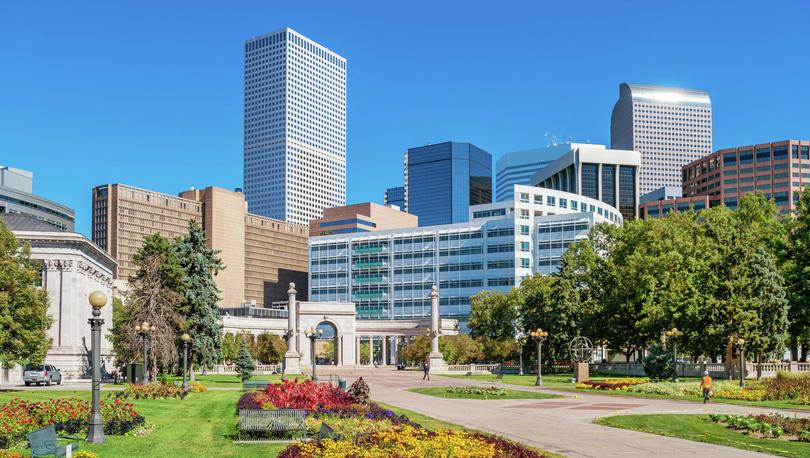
365 372 801 458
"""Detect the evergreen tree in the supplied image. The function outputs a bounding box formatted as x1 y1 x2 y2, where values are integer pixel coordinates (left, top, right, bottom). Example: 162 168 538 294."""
235 338 255 382
221 332 240 364
176 221 224 371
0 221 52 366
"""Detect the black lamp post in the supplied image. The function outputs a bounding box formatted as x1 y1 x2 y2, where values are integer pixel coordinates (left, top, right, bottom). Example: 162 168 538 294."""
87 290 107 444
664 328 684 382
737 338 746 388
135 321 155 383
305 327 323 381
181 333 190 391
530 328 549 387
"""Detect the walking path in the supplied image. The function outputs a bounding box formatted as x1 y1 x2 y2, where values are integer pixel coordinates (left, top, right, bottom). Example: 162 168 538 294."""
364 371 807 458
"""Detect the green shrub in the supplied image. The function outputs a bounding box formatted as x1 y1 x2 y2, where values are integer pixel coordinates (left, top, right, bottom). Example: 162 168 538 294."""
643 344 675 381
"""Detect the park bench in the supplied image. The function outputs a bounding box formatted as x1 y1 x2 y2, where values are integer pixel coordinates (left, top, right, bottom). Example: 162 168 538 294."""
494 365 521 378
27 425 80 457
242 380 272 391
237 408 307 439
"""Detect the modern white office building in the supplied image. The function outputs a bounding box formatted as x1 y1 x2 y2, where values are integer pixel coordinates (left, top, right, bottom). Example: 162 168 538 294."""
530 143 641 220
0 165 75 231
496 144 570 202
243 28 347 225
610 83 712 195
308 186 621 325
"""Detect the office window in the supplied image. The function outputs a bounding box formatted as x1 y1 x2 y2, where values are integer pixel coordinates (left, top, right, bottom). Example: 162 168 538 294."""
581 163 598 199
520 258 530 268
601 164 616 207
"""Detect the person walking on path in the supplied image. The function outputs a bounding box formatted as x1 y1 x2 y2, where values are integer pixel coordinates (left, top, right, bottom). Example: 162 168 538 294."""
422 359 430 381
700 370 712 404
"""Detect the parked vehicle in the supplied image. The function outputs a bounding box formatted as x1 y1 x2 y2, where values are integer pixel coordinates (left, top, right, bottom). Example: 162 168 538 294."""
23 364 62 386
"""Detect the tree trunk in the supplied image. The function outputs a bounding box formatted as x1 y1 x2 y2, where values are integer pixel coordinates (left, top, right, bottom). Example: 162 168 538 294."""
802 343 808 363
756 352 763 380
725 339 734 380
190 364 196 381
791 335 799 361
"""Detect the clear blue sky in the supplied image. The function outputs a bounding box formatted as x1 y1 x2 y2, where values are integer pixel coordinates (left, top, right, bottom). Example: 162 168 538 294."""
2 1 809 236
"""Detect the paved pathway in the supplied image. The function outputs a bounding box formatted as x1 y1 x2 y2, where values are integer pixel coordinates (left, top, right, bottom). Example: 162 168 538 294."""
363 372 806 458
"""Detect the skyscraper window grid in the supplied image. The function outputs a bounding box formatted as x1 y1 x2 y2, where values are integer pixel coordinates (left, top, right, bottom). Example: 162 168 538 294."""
611 83 712 195
243 28 347 225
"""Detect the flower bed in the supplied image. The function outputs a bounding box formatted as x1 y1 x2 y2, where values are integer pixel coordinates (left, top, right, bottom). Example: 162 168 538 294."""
241 378 544 457
279 425 543 458
446 386 508 397
764 372 810 401
709 414 810 441
0 397 145 449
124 382 188 399
238 379 353 412
576 378 648 390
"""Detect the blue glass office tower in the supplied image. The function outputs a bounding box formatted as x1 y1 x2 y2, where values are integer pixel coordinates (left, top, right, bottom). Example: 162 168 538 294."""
404 142 492 226
384 186 405 209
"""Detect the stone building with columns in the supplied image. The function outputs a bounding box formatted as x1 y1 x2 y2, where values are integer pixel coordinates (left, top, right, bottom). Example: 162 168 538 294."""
0 214 116 383
220 283 458 368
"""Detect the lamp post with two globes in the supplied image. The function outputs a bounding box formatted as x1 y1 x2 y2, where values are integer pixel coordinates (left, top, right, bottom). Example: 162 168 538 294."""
87 291 107 444
135 321 156 383
529 328 549 387
304 327 323 381
664 327 684 382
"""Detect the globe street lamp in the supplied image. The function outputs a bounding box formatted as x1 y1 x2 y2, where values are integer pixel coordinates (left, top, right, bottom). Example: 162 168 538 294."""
87 290 107 443
180 333 190 391
664 328 684 382
529 328 549 387
135 321 155 383
304 327 323 381
737 338 746 388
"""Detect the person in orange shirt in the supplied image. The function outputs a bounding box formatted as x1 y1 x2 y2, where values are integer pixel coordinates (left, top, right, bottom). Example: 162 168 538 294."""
700 370 712 404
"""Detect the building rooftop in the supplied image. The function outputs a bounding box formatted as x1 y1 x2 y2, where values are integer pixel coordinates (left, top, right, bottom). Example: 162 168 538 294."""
622 83 711 106
0 213 66 232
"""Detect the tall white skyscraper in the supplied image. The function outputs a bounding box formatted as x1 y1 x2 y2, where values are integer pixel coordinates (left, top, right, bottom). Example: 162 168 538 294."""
611 83 712 196
243 28 347 225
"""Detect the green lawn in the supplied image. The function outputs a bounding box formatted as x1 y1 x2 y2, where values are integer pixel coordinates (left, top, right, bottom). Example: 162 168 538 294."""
408 386 563 400
596 414 810 457
441 372 590 387
0 389 286 457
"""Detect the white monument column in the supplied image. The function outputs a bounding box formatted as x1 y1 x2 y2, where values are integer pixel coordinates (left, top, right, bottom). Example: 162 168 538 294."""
283 283 302 375
355 336 360 366
382 337 388 365
428 285 448 373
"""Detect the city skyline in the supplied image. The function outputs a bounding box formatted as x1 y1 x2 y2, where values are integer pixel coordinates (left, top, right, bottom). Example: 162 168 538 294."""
2 1 810 236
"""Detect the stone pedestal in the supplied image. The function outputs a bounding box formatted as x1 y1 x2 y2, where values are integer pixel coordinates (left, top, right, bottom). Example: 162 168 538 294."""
574 362 590 382
428 353 448 374
284 352 302 376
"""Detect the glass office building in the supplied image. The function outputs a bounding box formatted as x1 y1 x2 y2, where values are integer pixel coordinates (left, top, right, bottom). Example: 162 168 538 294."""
243 28 347 225
384 186 405 209
309 186 621 323
404 142 492 226
530 143 641 220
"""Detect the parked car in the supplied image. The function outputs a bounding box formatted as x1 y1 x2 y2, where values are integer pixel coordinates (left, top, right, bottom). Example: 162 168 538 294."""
23 364 62 386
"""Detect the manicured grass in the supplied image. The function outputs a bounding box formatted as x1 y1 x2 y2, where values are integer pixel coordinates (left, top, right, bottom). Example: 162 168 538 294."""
441 373 587 388
408 386 562 400
0 389 286 457
165 373 288 388
596 414 810 458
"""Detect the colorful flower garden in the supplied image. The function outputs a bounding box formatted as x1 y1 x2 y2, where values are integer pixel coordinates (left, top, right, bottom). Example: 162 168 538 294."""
577 372 810 405
238 378 544 458
0 397 146 449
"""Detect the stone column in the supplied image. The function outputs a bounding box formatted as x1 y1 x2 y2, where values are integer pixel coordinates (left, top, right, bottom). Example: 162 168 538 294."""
283 283 302 375
368 336 374 366
382 337 388 366
428 285 448 372
392 337 399 365
355 336 360 366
